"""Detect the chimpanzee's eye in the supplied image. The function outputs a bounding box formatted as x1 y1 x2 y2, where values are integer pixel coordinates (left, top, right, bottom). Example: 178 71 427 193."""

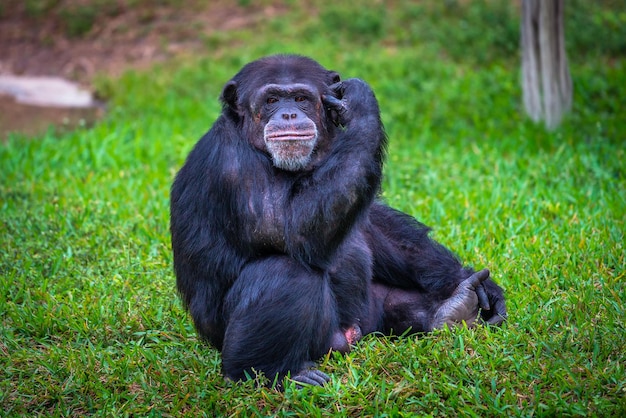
295 96 306 103
266 97 278 104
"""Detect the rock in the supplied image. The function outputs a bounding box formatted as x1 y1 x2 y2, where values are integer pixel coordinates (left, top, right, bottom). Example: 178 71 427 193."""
0 75 103 138
0 75 94 108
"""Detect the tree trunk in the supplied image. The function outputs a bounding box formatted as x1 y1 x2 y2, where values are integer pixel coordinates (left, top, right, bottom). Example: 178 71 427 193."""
521 0 572 130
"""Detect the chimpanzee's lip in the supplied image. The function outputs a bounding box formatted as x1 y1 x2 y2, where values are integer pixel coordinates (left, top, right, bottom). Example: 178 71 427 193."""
266 132 316 141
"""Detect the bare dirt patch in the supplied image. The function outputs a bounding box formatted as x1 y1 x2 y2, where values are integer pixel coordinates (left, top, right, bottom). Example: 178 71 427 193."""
0 0 286 137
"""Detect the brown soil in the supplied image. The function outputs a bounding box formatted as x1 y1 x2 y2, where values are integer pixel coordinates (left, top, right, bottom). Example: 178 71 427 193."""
0 94 105 138
0 0 286 137
0 0 286 81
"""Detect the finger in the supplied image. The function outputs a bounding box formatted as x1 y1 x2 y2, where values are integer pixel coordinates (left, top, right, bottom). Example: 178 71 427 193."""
476 284 491 311
484 297 507 325
292 375 320 387
493 299 507 319
487 313 506 326
328 81 344 96
293 370 329 386
309 369 330 385
322 94 344 112
466 268 490 288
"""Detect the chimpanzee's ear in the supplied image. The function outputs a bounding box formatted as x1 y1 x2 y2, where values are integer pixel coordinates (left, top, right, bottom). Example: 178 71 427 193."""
327 71 341 85
221 80 239 112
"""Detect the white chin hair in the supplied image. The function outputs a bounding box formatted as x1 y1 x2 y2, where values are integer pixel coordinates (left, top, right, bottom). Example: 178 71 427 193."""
272 155 311 171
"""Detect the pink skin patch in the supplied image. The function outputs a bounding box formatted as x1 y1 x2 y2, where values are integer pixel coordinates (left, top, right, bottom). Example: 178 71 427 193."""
330 324 363 353
344 324 362 345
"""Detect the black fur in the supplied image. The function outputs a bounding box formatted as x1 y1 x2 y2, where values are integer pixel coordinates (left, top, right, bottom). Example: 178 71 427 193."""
170 55 506 385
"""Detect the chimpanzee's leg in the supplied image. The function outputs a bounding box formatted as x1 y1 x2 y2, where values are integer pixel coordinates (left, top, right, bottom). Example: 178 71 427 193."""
365 202 506 328
327 228 372 352
362 269 492 335
221 256 337 386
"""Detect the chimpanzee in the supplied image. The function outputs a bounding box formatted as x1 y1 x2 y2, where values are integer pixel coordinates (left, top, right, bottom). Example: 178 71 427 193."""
170 54 506 387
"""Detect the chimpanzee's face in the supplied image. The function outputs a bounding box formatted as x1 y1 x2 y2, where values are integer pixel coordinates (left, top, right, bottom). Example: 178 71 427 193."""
252 82 322 171
221 56 341 171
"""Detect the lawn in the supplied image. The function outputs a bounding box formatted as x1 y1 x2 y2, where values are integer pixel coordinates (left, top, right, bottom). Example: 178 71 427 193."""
1 1 625 416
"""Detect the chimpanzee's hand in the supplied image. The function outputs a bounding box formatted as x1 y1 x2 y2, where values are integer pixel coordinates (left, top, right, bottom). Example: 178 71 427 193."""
478 278 507 326
322 78 380 128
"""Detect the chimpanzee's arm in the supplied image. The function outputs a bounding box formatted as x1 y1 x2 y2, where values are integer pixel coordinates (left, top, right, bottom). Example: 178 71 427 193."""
283 79 387 268
170 117 252 348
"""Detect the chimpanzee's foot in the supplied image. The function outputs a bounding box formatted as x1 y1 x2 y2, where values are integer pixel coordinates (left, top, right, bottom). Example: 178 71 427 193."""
291 364 330 387
431 268 491 330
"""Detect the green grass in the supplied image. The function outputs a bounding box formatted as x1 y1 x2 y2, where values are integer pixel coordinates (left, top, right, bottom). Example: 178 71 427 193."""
1 1 625 416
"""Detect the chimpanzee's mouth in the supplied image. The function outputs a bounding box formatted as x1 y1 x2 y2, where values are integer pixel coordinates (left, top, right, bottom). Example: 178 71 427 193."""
266 131 317 141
